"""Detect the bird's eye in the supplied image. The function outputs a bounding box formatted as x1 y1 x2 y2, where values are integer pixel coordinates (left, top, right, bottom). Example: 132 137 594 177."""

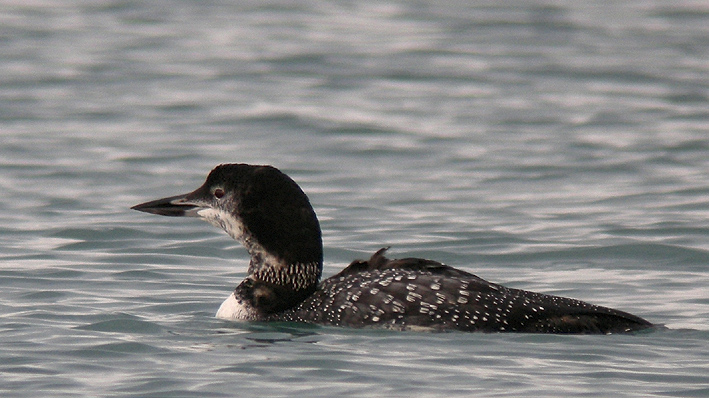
214 188 225 199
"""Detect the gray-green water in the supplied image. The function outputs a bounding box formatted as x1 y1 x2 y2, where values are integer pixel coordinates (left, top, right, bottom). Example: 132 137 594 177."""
2 1 708 397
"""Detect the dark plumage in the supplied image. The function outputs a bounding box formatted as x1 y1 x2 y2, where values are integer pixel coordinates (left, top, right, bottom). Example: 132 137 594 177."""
132 163 653 334
264 248 651 333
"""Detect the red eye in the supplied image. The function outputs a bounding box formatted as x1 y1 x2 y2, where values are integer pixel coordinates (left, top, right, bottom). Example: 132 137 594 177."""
214 188 225 199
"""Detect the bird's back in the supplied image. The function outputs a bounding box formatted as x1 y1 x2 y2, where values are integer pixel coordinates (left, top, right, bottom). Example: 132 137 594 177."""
270 248 653 333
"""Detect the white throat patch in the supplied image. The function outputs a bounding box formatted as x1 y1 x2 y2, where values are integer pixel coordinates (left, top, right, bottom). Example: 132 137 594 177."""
196 207 283 272
196 207 246 243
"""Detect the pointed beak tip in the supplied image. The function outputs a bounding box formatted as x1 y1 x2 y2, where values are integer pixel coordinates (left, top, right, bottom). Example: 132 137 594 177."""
130 194 200 217
130 203 154 214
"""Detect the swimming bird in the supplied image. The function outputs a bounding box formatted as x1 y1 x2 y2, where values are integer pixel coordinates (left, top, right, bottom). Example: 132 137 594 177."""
132 163 652 333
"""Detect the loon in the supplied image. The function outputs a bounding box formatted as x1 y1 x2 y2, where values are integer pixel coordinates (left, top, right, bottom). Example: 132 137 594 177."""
132 163 653 334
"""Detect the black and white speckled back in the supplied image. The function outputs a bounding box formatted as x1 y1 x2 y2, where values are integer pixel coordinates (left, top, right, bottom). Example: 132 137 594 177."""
270 248 651 334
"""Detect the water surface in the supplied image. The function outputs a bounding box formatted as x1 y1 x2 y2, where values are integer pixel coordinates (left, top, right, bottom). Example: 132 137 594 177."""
1 1 708 397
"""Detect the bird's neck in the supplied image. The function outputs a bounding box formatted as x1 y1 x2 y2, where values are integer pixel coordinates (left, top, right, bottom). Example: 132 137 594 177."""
202 200 324 314
232 248 321 315
246 246 322 293
200 206 324 291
